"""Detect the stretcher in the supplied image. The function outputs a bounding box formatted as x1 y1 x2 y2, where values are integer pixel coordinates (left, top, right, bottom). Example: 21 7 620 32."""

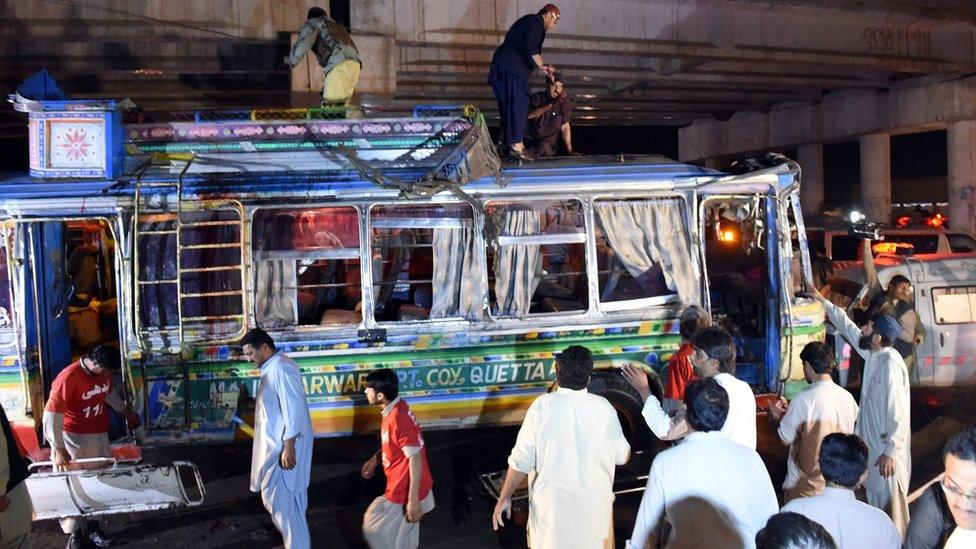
25 443 206 521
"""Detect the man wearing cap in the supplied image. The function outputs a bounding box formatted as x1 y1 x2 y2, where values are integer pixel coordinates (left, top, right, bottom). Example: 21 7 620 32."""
524 72 575 157
813 291 912 537
488 4 561 161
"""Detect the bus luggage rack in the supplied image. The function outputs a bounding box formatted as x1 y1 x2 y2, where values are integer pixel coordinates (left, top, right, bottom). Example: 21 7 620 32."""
122 105 363 124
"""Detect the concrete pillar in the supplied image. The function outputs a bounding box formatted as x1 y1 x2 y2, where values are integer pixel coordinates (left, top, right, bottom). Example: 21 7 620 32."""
859 133 891 223
797 143 824 217
948 120 976 236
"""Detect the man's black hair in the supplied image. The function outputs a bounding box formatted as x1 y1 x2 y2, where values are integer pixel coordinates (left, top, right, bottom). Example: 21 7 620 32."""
88 344 121 372
799 342 835 375
241 328 276 351
691 326 736 374
756 512 837 549
365 368 399 401
888 275 911 289
307 7 327 19
819 433 868 488
679 307 710 341
944 426 976 462
683 378 728 433
555 345 593 390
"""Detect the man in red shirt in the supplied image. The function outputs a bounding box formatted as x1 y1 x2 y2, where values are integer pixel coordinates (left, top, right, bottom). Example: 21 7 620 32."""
662 306 711 412
360 368 434 548
42 345 140 549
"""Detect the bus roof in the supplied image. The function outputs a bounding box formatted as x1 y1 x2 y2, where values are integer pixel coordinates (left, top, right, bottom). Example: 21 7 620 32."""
0 154 793 207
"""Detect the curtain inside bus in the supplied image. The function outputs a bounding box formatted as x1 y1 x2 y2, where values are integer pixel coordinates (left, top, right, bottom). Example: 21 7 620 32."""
593 199 700 305
430 226 483 319
493 206 542 317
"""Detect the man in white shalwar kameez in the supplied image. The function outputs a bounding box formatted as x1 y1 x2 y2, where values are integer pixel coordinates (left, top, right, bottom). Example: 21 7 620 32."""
815 292 911 537
622 326 757 449
492 345 630 549
243 329 314 549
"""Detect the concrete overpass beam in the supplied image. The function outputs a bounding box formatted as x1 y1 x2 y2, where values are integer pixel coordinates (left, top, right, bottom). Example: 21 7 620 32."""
947 120 976 236
796 143 824 216
859 133 892 223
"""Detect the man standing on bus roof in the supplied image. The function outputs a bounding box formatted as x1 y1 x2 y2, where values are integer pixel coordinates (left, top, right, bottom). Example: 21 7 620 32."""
361 368 435 549
812 290 912 537
488 4 561 162
243 328 314 549
492 346 630 548
43 345 141 549
285 7 361 108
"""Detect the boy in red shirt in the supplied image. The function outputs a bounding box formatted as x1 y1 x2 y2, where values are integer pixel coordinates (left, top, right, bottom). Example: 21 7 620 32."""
43 345 140 549
662 306 711 412
361 368 434 548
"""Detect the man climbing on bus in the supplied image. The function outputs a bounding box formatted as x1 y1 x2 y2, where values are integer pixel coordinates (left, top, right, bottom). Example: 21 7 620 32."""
43 345 141 549
285 7 362 109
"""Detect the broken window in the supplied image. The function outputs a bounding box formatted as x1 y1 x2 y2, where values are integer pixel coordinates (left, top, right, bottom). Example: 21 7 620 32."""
487 200 588 318
594 198 699 309
252 207 362 328
370 203 479 322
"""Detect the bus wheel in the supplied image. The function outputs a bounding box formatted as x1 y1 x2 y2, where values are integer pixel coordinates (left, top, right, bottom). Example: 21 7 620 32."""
587 370 663 454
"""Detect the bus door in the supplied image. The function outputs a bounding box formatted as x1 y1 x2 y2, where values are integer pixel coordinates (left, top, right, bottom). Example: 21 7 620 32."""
699 194 783 391
4 218 122 426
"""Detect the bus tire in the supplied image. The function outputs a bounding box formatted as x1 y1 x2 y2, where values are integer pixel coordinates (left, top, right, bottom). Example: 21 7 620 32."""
587 370 663 453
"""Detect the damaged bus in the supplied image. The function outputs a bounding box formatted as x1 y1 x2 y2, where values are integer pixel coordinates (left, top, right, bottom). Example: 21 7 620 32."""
0 97 824 451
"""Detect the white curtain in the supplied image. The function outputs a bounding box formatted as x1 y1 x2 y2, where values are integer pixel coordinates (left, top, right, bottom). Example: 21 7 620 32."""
254 260 297 328
594 199 700 305
430 227 483 319
493 207 542 318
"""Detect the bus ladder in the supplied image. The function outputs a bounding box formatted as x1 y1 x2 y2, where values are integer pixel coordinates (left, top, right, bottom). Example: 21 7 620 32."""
133 160 191 429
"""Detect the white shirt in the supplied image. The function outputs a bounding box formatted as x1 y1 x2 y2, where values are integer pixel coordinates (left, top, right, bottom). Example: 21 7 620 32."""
508 387 630 549
945 527 976 549
250 351 314 494
778 380 858 497
627 431 778 549
782 486 901 549
824 302 911 492
640 372 757 449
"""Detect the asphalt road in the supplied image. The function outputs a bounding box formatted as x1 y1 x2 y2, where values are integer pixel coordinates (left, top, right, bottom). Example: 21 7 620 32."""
30 387 975 549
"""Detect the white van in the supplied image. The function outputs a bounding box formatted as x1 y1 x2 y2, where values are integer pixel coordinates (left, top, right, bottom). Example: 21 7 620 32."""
820 253 976 388
807 227 976 271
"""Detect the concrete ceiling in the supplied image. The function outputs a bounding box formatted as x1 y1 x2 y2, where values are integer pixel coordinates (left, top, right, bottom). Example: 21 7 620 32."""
388 0 976 126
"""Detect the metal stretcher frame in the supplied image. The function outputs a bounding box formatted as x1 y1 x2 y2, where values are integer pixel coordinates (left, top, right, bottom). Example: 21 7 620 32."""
26 459 206 521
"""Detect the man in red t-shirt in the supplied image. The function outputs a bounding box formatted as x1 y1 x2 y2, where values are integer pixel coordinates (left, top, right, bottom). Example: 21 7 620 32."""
662 306 712 412
43 345 140 549
361 368 434 548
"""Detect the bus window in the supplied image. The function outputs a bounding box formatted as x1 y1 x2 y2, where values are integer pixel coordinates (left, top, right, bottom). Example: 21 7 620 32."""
486 200 588 318
593 198 698 308
137 209 244 340
370 203 478 322
252 207 361 328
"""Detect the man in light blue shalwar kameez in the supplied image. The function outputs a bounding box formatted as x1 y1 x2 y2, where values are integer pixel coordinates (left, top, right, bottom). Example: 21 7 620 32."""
243 329 314 549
